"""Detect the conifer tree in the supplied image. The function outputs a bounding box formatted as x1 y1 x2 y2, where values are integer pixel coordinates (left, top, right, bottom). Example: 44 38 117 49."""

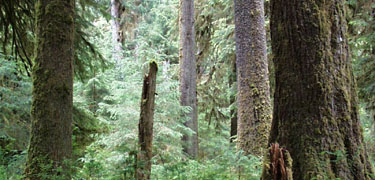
266 0 374 179
24 0 75 179
234 0 272 155
179 0 198 158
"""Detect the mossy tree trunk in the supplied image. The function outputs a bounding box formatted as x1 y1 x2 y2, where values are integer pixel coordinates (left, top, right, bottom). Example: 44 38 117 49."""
234 0 272 156
137 62 158 180
267 0 374 179
179 0 198 158
24 0 75 179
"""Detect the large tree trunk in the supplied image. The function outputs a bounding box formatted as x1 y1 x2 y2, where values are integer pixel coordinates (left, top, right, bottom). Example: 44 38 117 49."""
24 0 75 179
179 0 198 158
234 0 272 156
111 0 123 64
266 0 374 179
137 62 158 180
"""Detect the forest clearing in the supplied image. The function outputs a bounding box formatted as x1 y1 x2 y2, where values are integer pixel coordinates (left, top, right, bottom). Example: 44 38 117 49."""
0 0 375 179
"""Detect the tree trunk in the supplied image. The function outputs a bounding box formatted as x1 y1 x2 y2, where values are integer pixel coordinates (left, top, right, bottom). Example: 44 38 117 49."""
266 0 374 179
179 0 198 158
24 0 75 179
229 55 237 143
111 0 123 64
234 0 272 156
137 62 158 180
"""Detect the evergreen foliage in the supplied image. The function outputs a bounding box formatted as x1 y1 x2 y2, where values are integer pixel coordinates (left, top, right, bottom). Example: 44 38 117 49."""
350 0 375 163
0 0 375 179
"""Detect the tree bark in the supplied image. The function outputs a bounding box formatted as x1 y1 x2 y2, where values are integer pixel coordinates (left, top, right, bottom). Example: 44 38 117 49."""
234 0 272 156
111 0 123 64
266 0 374 179
24 0 75 179
179 0 198 158
137 62 158 180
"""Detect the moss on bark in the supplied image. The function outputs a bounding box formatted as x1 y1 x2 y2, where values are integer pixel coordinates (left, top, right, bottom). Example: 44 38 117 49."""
266 0 374 179
24 0 75 179
234 0 272 156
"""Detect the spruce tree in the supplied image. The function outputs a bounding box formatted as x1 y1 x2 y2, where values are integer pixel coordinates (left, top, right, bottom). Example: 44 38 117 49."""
266 0 374 179
24 0 75 179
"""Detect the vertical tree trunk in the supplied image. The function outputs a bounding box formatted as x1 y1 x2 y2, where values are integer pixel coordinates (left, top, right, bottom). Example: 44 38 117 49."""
229 55 237 143
266 0 374 179
234 0 272 156
111 0 123 64
137 62 158 180
179 0 198 158
24 0 75 179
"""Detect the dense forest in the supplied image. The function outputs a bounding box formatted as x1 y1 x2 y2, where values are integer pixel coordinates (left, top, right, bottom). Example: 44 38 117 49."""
0 0 375 179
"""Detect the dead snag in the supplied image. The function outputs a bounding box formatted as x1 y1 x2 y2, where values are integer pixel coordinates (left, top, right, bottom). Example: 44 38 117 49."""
137 61 158 180
261 143 293 180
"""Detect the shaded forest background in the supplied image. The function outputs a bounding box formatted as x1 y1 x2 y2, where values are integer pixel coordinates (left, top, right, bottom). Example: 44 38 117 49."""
0 0 374 179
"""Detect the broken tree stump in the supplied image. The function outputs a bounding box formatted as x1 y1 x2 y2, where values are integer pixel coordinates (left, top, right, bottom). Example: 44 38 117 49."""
137 61 158 180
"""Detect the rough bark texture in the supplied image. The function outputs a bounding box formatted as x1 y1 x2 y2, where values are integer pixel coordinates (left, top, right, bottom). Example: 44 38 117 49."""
24 0 74 179
229 55 237 143
234 0 272 156
267 0 374 179
111 0 123 64
179 0 198 158
137 62 158 180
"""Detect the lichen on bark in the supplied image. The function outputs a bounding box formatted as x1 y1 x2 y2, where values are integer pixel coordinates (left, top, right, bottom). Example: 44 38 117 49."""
234 0 272 156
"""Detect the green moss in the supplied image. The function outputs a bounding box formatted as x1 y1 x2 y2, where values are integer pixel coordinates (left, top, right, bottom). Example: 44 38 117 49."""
148 60 159 71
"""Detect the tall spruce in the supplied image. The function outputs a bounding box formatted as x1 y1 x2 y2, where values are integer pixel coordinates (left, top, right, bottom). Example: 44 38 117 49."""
234 0 272 155
266 0 374 179
24 0 75 179
179 0 198 158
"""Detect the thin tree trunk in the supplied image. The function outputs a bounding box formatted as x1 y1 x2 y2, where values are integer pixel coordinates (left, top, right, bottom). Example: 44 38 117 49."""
266 0 374 179
137 62 158 180
229 55 237 143
24 0 75 179
111 0 123 65
179 0 198 158
234 0 272 156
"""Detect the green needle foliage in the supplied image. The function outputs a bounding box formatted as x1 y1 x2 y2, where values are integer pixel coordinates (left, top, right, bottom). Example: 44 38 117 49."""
1 0 375 179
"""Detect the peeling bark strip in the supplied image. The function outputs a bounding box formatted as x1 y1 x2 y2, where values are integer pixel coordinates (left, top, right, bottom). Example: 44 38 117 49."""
24 0 75 179
268 0 374 179
261 144 293 180
137 62 158 180
234 0 272 155
179 0 198 158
